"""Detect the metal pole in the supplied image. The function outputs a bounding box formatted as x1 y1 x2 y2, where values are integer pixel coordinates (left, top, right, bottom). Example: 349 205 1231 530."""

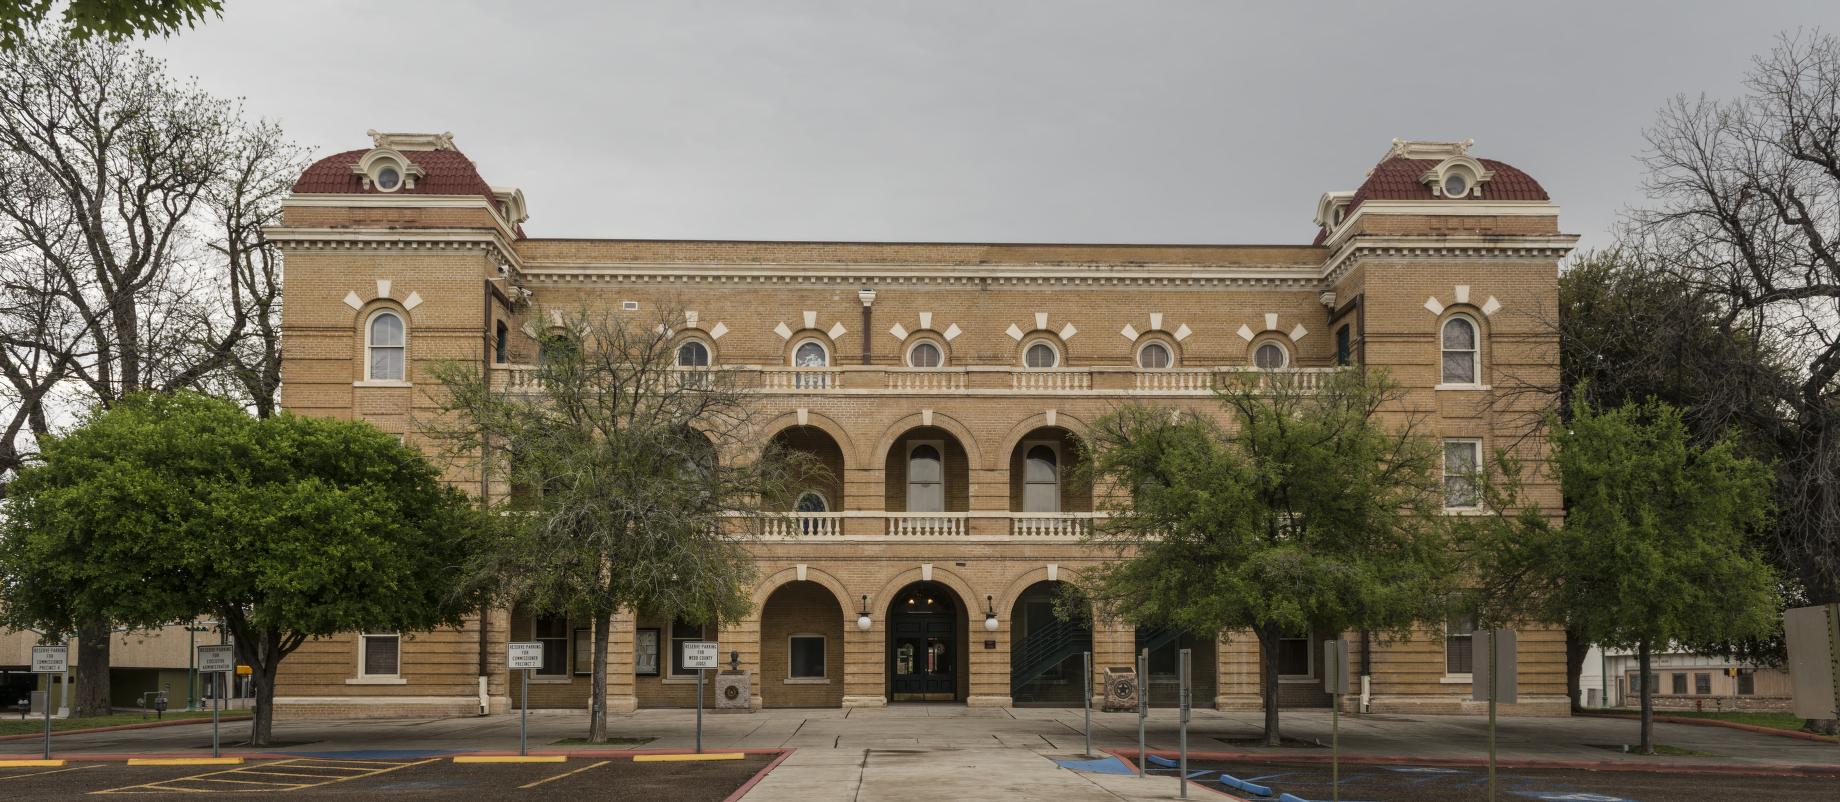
520 668 529 757
695 668 705 754
42 675 51 760
211 673 221 759
1136 648 1148 778
1487 630 1498 802
1332 645 1340 802
1082 651 1092 756
1178 647 1190 800
188 627 196 711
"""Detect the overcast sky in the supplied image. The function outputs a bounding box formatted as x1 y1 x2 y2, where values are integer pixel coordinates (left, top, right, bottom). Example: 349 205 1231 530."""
144 1 1835 250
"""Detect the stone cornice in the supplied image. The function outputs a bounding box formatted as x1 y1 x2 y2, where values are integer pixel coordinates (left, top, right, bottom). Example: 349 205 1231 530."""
517 262 1327 291
1322 234 1580 287
265 226 523 273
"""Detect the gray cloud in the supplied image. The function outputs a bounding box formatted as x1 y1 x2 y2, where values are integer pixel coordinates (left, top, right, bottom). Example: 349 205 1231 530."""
145 1 1837 249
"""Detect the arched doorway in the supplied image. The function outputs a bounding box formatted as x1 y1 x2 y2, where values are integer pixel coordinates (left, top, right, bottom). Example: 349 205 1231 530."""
759 581 844 708
1010 581 1092 705
886 581 964 702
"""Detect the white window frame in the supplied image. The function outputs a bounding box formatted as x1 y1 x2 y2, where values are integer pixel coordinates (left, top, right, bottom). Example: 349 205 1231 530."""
676 338 713 367
905 339 946 368
1444 612 1476 680
906 439 946 513
1136 340 1174 369
355 632 403 683
1252 340 1290 370
1277 629 1314 681
791 338 830 368
1439 314 1482 388
786 633 828 683
363 309 408 384
1020 439 1061 514
1021 339 1060 369
1443 438 1483 511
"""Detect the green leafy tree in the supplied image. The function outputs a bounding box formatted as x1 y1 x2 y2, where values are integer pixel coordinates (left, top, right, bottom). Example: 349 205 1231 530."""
0 392 487 745
1542 400 1776 753
1079 369 1452 746
429 306 810 744
2 1 222 48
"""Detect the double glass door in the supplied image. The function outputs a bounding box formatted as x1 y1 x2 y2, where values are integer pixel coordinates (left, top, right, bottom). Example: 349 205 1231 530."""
890 617 954 701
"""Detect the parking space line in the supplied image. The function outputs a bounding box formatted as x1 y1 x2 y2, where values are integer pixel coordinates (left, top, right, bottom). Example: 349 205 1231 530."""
94 757 439 794
519 759 611 789
184 776 312 787
0 764 102 781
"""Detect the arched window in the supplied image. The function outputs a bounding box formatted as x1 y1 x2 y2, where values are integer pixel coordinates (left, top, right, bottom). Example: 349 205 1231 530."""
907 443 944 513
1137 341 1172 369
367 311 405 381
1441 315 1479 385
1253 341 1288 370
796 492 828 513
677 340 711 367
1023 444 1060 513
1024 341 1059 369
907 341 943 368
794 340 828 368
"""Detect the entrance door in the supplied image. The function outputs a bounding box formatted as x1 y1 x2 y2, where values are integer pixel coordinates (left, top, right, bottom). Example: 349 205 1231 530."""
887 582 959 702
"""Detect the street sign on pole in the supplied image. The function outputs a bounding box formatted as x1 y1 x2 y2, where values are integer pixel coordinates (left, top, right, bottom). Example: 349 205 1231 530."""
685 641 718 754
1082 651 1093 757
1178 647 1191 800
196 644 236 758
31 645 66 760
1324 639 1350 802
508 642 542 756
1136 648 1148 779
1471 629 1518 802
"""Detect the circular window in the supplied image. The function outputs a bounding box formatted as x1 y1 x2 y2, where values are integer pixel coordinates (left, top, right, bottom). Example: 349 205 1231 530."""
677 340 710 367
1024 341 1059 369
907 341 943 368
1253 341 1289 369
1137 341 1172 369
1442 173 1468 198
375 165 402 192
794 340 828 368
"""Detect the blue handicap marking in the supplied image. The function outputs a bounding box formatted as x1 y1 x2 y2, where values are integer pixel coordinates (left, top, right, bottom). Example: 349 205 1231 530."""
1053 757 1136 776
1145 754 1180 768
1511 793 1633 802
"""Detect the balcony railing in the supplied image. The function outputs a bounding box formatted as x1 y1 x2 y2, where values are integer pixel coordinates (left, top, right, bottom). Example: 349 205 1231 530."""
1009 512 1100 538
741 511 1102 540
492 363 1338 396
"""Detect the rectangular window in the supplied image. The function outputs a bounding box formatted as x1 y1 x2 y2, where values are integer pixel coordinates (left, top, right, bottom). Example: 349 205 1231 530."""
534 614 568 678
670 620 705 677
1695 673 1711 695
1445 613 1475 675
494 321 509 364
1671 673 1687 695
789 634 826 679
1737 671 1755 695
360 633 400 677
635 628 660 677
1276 629 1312 678
1335 325 1352 366
1443 439 1481 509
572 628 593 676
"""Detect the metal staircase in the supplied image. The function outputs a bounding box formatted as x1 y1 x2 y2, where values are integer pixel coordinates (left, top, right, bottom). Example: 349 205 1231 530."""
1010 617 1092 701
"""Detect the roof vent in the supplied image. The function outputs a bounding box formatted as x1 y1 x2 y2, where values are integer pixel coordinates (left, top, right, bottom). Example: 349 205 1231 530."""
366 130 456 152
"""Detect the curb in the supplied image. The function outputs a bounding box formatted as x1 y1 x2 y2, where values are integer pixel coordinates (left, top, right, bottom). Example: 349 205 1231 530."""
1576 710 1838 744
1119 748 1840 778
723 748 794 802
0 714 252 743
1104 749 1244 800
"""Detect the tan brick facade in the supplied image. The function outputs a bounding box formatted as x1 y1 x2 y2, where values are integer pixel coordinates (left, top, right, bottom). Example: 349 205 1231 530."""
267 135 1575 720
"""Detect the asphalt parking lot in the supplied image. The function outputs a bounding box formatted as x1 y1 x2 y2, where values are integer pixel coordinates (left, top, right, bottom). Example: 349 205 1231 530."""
1144 758 1840 801
0 752 777 800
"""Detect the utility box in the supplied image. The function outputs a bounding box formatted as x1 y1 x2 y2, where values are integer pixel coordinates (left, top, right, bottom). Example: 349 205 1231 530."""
1784 603 1840 721
1103 666 1138 712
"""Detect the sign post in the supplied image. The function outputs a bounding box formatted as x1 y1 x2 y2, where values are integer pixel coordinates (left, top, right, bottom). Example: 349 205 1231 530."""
30 645 67 760
507 642 543 756
196 644 235 759
683 641 719 754
1324 640 1351 802
1082 651 1093 756
1472 629 1518 802
1177 647 1191 800
1136 648 1148 778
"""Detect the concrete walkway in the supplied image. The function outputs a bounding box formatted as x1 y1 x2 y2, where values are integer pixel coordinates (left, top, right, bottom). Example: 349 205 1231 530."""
4 706 1835 800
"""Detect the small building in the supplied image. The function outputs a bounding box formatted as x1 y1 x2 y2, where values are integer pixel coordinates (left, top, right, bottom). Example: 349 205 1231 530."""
1586 646 1793 711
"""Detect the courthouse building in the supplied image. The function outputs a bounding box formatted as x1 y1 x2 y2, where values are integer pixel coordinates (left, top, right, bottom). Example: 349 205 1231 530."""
267 132 1574 719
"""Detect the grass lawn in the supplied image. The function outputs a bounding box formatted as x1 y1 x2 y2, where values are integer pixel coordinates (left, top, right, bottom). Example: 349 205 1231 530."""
1602 709 1837 741
0 709 249 737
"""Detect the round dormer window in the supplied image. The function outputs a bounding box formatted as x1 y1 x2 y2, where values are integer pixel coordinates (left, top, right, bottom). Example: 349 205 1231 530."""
1443 173 1469 198
375 165 402 192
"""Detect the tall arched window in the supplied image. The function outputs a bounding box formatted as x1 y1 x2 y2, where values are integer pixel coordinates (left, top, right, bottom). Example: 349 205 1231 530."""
1441 315 1479 385
1023 444 1060 513
907 443 944 513
367 311 405 381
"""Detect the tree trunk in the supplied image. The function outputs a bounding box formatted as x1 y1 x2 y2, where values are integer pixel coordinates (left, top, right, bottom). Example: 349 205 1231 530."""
1256 625 1282 747
1637 639 1654 755
588 610 612 743
249 659 278 748
74 617 111 716
1564 627 1590 713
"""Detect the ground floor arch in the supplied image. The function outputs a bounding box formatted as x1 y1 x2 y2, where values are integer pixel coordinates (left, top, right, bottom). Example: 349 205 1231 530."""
758 580 844 708
886 580 968 702
1009 580 1092 704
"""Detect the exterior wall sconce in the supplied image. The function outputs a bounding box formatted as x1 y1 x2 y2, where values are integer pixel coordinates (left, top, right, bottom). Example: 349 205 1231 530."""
857 594 872 631
984 595 999 632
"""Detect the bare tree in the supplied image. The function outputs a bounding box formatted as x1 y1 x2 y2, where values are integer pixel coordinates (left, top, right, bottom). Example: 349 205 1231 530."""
1634 30 1840 617
428 305 812 743
0 31 302 715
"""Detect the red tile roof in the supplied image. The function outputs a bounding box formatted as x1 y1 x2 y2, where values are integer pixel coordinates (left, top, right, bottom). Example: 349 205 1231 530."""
1315 154 1549 243
293 148 497 202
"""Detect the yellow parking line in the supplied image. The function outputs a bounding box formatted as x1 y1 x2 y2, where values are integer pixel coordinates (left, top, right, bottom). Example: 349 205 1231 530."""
230 769 362 779
314 757 440 787
633 752 746 762
453 755 567 764
126 758 244 766
184 776 309 787
519 759 611 789
1 764 101 780
0 759 66 767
